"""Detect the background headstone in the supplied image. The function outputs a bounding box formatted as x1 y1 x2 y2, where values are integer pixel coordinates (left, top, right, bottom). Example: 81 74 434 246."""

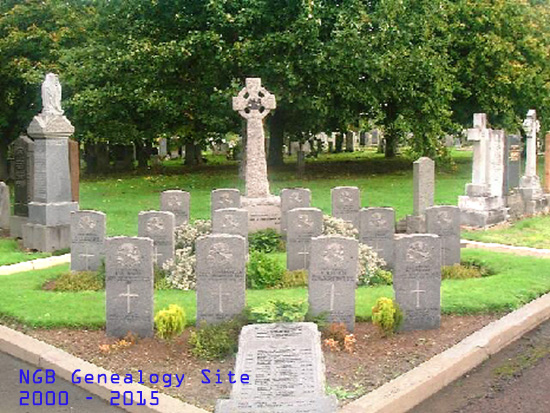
413 157 435 216
393 234 441 331
105 236 154 337
287 208 323 271
160 190 190 226
345 131 354 152
425 206 461 266
359 207 395 269
138 211 175 267
68 139 80 202
331 186 360 228
196 234 246 325
216 322 337 413
504 135 522 193
212 208 248 239
280 188 311 235
309 236 358 331
70 210 106 272
0 182 9 231
11 135 34 217
211 189 241 215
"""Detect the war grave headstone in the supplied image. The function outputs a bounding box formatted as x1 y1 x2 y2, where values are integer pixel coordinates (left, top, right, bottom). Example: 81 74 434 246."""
280 188 311 235
0 182 9 231
286 208 323 271
211 189 241 216
458 113 507 227
393 234 441 331
359 207 395 269
160 190 190 226
233 78 281 232
137 211 175 267
215 322 337 413
70 210 106 272
9 135 34 237
331 186 360 228
196 234 246 325
425 206 460 266
309 236 358 331
406 157 434 233
23 73 79 251
212 208 248 239
105 236 154 337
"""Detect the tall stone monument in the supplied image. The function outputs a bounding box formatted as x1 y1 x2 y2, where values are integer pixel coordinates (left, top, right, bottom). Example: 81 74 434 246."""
9 135 34 237
406 157 434 233
458 113 507 227
23 73 78 251
233 78 281 232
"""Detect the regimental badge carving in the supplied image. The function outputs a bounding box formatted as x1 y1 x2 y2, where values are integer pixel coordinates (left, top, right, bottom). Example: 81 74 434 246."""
146 216 165 234
222 214 239 229
297 213 314 230
289 192 303 205
436 210 453 230
219 193 235 207
322 243 345 267
339 190 353 205
116 243 142 267
208 242 233 266
78 215 96 231
406 241 432 264
369 212 388 230
167 195 182 209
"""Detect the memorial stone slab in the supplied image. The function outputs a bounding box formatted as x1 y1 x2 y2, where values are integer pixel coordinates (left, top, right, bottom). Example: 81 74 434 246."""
138 211 175 267
68 139 80 202
196 234 246 325
393 234 441 331
286 208 323 271
345 131 354 152
331 186 360 228
425 206 460 266
0 182 9 230
504 135 522 193
11 135 34 217
309 236 358 331
280 188 311 235
70 210 106 272
105 236 154 337
359 207 395 269
212 208 248 239
413 157 435 216
160 190 190 226
215 322 337 413
211 189 241 216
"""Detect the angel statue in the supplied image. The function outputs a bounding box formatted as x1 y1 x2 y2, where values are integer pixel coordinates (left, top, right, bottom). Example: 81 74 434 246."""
41 73 64 116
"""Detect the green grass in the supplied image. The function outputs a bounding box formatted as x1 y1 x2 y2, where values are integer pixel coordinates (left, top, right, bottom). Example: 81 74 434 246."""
1 249 548 329
0 239 49 266
463 215 550 250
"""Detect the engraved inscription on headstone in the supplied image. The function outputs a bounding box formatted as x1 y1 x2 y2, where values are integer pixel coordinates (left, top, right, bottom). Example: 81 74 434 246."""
359 207 395 269
137 211 175 267
70 210 106 271
211 189 241 216
286 208 323 271
105 237 154 337
160 190 190 226
331 186 360 228
425 206 460 266
280 188 311 235
308 236 358 331
212 208 249 239
393 234 441 331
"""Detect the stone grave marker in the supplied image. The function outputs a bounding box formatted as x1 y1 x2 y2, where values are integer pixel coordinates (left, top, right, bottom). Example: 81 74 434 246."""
520 110 542 197
345 131 354 152
359 207 395 269
105 236 154 337
70 210 106 272
216 322 337 413
212 208 248 239
425 206 460 266
393 234 441 331
196 234 246 325
504 135 521 193
137 211 175 267
280 188 311 235
211 189 241 216
10 135 34 220
68 139 80 202
545 133 550 194
160 190 190 226
331 186 360 228
0 182 9 231
309 236 358 331
286 208 323 271
406 157 435 233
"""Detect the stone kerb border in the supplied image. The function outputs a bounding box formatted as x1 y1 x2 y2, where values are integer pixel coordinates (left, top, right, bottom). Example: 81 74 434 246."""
0 254 71 276
462 239 550 258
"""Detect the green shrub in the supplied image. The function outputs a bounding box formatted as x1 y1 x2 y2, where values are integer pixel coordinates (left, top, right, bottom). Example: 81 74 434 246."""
279 269 308 288
189 320 242 360
154 304 186 340
367 269 393 286
52 248 71 256
442 259 495 280
249 300 307 323
52 271 104 292
154 266 172 290
372 297 403 337
246 251 285 289
249 229 285 253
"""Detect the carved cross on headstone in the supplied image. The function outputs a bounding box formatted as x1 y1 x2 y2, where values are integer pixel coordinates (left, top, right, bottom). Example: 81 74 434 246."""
298 243 309 269
153 247 163 265
410 280 426 309
119 283 139 314
466 113 490 187
232 78 276 198
211 284 231 314
78 244 94 271
329 283 344 312
522 109 540 178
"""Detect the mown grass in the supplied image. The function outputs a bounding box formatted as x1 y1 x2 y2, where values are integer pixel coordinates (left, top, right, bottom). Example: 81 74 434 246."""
1 249 548 329
0 239 49 266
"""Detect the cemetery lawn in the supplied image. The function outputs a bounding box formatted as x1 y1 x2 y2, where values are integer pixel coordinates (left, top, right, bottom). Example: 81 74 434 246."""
0 238 49 266
462 215 550 249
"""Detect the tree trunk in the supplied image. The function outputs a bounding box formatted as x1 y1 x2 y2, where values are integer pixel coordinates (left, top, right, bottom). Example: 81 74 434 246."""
136 140 152 169
335 133 343 153
84 143 98 174
268 112 284 166
384 130 397 158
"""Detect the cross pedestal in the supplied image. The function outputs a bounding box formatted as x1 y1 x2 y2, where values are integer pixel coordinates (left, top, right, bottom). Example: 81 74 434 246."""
519 110 543 201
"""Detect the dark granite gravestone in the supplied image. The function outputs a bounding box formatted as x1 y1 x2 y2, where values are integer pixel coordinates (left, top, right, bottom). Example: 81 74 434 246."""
359 207 395 269
70 210 106 272
504 134 522 193
11 135 34 217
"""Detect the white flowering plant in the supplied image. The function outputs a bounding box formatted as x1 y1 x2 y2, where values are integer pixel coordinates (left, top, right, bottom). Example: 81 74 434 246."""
322 215 358 238
174 219 211 251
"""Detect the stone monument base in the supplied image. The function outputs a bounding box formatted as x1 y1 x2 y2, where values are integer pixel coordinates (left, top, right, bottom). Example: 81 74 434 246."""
216 396 338 413
241 195 281 232
28 201 78 226
23 223 70 252
458 195 507 227
405 215 426 233
9 216 28 238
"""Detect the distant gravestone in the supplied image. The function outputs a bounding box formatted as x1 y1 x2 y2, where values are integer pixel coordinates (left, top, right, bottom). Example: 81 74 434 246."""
160 190 190 226
393 234 441 331
0 182 10 230
504 135 521 193
70 210 106 272
137 211 175 267
425 206 461 266
371 130 380 146
212 208 248 239
331 186 360 228
280 188 311 235
286 208 323 271
216 322 337 413
105 236 154 337
309 236 358 331
345 131 354 152
359 207 395 269
196 234 246 325
211 189 241 216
